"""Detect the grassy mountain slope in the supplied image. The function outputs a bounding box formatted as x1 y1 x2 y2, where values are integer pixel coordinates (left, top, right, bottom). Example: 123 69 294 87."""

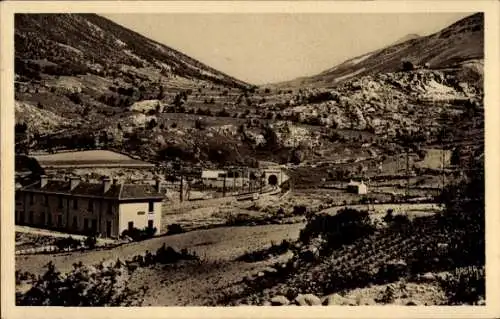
15 14 249 88
15 13 483 169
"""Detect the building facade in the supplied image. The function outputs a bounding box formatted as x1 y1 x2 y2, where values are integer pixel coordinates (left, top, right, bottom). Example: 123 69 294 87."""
346 180 368 195
15 176 163 238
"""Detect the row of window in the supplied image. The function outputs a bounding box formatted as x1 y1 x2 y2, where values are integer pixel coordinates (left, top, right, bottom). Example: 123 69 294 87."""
16 211 111 235
20 193 156 212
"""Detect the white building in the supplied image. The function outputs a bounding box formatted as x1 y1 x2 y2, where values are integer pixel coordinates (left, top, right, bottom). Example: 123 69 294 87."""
346 180 368 195
15 176 164 238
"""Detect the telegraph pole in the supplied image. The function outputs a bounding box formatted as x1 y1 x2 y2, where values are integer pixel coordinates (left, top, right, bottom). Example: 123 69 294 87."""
179 175 183 202
260 173 264 193
222 173 227 197
441 128 446 193
406 148 410 199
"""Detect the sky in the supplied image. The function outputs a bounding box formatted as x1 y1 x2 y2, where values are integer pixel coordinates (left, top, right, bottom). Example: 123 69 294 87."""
104 13 471 85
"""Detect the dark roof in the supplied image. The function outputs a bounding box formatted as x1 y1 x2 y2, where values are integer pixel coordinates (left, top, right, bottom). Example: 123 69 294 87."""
120 184 163 200
20 180 163 201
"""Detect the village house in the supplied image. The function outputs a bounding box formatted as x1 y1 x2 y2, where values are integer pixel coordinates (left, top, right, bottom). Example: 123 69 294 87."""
201 169 227 188
346 180 368 195
15 175 164 238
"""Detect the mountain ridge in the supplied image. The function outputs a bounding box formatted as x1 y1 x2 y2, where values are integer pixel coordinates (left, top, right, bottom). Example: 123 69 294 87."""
15 13 250 89
269 12 483 88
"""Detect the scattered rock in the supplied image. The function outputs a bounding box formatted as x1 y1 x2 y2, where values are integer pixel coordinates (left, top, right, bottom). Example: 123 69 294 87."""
406 300 421 306
323 293 349 306
264 267 277 274
357 297 376 305
294 294 322 306
270 295 290 306
421 272 436 281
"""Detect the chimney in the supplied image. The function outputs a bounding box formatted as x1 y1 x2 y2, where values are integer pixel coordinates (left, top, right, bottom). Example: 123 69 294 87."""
154 178 161 193
40 175 48 188
70 177 80 191
103 177 112 193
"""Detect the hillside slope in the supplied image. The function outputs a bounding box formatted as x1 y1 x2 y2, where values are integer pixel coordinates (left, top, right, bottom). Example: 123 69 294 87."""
15 14 256 136
15 14 249 89
274 13 483 88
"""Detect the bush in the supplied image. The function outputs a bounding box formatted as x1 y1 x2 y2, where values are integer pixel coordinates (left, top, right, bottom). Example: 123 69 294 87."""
237 239 292 262
292 205 307 216
401 60 415 71
383 209 394 223
389 214 411 230
194 119 207 130
167 223 184 235
226 213 252 226
84 235 97 249
121 226 157 241
55 236 81 251
299 208 375 251
155 244 198 264
67 92 83 105
216 108 230 117
17 261 140 306
439 266 485 305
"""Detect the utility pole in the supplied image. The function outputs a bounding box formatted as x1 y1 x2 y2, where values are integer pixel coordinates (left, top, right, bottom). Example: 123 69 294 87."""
260 173 264 193
396 154 400 173
406 148 410 199
248 169 251 193
185 179 190 201
441 148 445 192
179 175 183 202
222 173 227 197
441 127 446 193
232 170 236 193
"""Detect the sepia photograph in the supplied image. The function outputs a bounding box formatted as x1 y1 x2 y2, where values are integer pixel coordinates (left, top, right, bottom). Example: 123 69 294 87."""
1 0 499 317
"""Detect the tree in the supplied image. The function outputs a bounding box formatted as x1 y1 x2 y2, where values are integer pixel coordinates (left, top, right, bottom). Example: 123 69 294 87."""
437 152 484 267
67 92 82 105
15 122 27 134
402 60 415 71
147 118 157 130
157 86 165 100
451 147 462 166
84 235 97 249
194 118 207 130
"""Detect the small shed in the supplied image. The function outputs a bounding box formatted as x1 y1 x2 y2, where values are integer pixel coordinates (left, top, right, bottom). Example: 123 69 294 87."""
201 170 227 180
347 180 368 195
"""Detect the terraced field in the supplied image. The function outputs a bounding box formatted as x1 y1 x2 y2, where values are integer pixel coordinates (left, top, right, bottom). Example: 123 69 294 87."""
233 215 459 305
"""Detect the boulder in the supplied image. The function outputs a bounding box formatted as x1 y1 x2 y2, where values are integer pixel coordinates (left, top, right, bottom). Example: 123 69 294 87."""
406 300 422 306
420 272 436 281
294 294 322 306
357 297 376 305
323 293 350 306
264 267 278 275
270 295 290 306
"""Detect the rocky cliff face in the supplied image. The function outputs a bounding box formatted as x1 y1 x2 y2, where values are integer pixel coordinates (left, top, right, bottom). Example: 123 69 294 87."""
277 65 482 138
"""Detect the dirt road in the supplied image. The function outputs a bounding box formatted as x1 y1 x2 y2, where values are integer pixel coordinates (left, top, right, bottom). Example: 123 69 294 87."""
16 223 304 276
